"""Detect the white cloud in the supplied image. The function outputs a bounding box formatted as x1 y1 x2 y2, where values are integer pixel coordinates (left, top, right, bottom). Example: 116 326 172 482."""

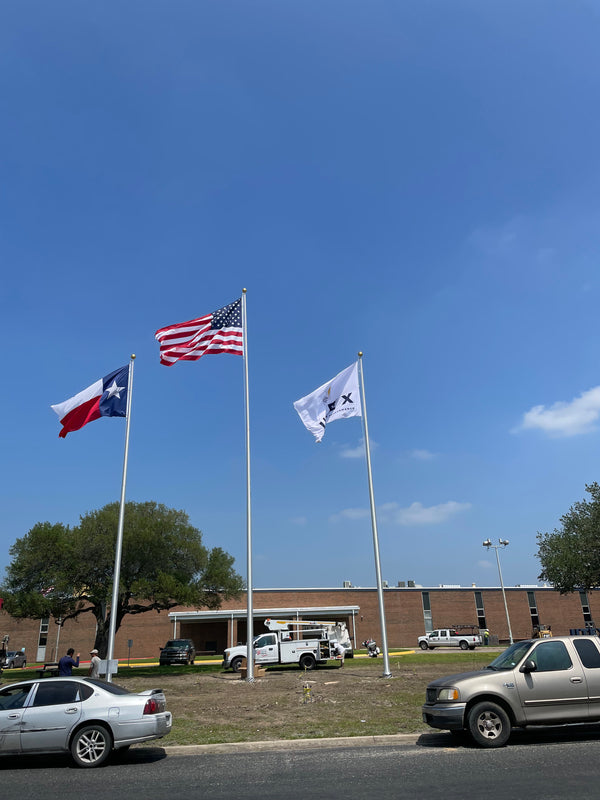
331 500 471 526
330 507 371 523
339 438 377 459
516 386 600 437
379 501 472 526
409 448 436 461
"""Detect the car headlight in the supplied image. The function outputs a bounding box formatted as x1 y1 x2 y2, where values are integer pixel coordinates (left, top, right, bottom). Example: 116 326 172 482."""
437 688 460 701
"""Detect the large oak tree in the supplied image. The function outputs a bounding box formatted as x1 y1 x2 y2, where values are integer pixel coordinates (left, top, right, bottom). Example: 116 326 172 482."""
537 482 600 593
2 501 243 655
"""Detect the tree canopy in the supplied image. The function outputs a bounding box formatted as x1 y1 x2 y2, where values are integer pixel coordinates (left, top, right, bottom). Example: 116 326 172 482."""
1 501 243 655
537 482 600 593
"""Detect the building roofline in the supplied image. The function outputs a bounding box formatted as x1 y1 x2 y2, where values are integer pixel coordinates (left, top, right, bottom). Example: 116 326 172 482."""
169 605 361 621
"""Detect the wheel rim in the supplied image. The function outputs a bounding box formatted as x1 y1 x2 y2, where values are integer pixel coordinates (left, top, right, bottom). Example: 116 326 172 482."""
475 710 503 740
75 729 109 764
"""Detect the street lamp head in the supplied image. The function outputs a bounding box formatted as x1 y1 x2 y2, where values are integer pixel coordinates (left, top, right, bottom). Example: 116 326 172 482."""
482 539 492 548
499 539 509 547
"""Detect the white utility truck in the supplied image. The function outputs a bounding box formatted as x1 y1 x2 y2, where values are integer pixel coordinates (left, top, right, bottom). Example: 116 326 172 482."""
223 618 351 672
418 627 482 651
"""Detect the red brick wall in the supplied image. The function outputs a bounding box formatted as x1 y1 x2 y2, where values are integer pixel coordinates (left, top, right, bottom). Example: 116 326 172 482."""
2 586 599 662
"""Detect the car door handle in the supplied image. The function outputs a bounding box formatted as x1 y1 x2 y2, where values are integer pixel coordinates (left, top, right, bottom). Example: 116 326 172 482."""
570 677 583 684
65 707 79 714
7 713 20 719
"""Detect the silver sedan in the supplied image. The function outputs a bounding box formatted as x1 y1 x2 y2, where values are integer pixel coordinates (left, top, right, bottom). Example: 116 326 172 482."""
0 677 172 767
4 651 26 669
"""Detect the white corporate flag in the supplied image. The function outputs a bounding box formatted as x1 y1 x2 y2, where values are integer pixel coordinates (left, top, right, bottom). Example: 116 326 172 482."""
293 362 362 442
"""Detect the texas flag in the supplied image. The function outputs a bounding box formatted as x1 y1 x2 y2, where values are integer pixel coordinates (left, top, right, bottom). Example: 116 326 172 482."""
51 366 129 438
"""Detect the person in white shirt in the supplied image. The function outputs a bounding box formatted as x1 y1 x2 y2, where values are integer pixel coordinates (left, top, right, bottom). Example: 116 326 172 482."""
88 648 101 678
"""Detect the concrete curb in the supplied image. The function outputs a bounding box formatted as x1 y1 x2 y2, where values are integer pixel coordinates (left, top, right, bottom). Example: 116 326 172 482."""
162 733 422 755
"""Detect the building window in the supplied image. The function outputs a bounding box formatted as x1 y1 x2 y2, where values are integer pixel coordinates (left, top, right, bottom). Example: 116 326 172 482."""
422 592 433 633
474 591 486 629
38 617 49 648
527 591 539 628
580 592 594 626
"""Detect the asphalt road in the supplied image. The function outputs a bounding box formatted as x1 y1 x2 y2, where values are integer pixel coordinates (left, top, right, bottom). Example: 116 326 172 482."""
4 726 600 799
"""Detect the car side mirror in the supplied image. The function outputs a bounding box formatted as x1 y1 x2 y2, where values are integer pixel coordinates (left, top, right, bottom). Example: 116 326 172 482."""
520 659 537 673
159 647 163 651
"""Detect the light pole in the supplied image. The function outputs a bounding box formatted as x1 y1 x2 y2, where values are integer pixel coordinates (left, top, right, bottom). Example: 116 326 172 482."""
483 538 514 645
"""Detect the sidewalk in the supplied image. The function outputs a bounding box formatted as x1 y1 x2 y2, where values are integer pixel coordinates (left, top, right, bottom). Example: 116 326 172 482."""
163 732 423 755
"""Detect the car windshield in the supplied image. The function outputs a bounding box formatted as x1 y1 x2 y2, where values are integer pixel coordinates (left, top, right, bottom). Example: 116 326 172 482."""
165 640 186 648
484 641 533 670
6 652 16 658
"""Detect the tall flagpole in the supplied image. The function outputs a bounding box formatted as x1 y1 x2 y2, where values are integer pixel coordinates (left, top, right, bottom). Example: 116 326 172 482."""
242 290 254 682
106 354 135 683
358 352 392 677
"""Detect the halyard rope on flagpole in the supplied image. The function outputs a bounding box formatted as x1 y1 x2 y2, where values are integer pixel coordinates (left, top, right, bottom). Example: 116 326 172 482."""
358 352 392 678
106 354 135 682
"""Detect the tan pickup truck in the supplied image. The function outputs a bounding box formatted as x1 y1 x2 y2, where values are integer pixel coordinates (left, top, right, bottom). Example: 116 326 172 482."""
423 635 600 747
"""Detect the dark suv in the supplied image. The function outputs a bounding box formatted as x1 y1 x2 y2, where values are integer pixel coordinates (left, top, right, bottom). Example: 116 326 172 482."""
159 639 196 665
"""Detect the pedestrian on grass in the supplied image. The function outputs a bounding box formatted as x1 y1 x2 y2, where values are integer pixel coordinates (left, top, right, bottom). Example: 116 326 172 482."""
58 647 80 676
88 649 101 678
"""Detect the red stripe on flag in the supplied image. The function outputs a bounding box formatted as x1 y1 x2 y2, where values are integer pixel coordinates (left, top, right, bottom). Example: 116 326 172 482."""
58 397 102 438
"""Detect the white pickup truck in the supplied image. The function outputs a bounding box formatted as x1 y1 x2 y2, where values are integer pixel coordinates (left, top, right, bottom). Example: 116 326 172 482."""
418 628 482 651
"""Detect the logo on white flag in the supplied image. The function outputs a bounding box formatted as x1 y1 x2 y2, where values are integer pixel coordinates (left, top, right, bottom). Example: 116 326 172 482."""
293 362 362 442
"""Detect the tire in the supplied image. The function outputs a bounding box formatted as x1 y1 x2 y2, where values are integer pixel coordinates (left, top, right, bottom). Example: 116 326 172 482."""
22 661 26 668
467 701 511 748
230 656 243 673
469 646 476 651
419 641 429 650
459 641 469 651
70 724 112 768
299 653 316 670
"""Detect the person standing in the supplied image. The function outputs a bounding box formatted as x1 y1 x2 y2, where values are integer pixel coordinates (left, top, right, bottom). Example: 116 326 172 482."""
88 649 101 678
58 647 80 676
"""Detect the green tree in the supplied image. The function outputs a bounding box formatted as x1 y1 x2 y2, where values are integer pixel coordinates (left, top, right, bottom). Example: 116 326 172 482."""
2 501 243 656
537 482 600 593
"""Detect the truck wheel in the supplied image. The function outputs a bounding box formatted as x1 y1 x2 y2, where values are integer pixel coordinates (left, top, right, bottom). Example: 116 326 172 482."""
468 646 476 650
300 654 316 670
459 640 469 650
230 656 243 673
419 641 429 650
467 701 511 748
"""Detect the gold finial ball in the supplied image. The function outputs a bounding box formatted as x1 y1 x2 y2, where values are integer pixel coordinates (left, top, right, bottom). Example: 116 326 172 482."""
131 354 136 360
242 288 247 293
358 351 363 357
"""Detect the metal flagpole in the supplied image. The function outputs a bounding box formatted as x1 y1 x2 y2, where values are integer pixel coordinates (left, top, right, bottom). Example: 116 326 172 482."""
106 354 135 682
357 352 392 677
242 290 254 682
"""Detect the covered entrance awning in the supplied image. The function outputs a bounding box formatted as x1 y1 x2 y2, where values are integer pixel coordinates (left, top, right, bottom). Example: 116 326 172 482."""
168 605 361 653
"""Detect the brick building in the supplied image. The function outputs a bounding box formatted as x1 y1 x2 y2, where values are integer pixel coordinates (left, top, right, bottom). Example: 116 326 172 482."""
1 584 598 663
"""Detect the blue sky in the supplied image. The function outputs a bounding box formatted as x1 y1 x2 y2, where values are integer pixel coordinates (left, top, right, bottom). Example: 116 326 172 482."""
2 1 600 592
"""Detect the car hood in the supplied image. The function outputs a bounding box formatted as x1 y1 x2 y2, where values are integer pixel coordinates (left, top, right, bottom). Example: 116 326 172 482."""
427 669 489 687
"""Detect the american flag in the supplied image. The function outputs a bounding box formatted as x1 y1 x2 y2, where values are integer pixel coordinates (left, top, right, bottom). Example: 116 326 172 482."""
155 298 243 366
